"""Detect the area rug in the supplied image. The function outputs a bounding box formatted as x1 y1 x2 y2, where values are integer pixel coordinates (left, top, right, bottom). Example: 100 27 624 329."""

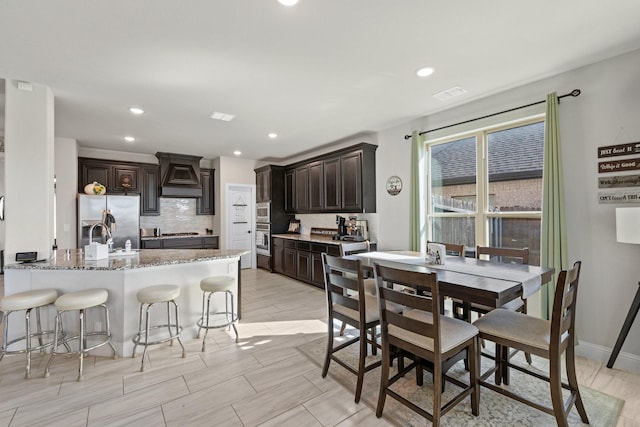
297 335 623 426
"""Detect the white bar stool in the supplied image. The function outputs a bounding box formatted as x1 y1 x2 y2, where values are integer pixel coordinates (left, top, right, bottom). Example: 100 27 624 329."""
197 276 238 351
44 288 117 381
132 284 185 372
0 289 59 379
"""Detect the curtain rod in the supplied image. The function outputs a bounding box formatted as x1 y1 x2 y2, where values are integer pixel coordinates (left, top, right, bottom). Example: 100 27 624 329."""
403 89 581 140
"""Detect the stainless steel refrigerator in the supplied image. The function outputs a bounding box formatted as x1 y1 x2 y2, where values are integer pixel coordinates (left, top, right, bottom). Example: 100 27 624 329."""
77 194 140 249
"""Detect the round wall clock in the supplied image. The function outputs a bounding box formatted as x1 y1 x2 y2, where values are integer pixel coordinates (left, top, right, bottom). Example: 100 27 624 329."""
386 175 402 196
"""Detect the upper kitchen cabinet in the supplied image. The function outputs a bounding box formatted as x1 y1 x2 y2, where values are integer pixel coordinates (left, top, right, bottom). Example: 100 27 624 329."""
196 168 215 215
140 164 160 216
255 165 286 204
78 158 140 194
284 143 377 214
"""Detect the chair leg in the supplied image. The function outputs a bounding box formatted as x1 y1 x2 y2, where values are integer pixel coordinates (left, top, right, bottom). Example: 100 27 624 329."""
321 315 334 378
44 311 61 378
415 360 423 386
202 292 212 352
25 308 33 379
78 309 85 381
132 303 144 357
140 303 152 372
172 300 186 358
370 326 377 356
470 338 479 416
376 341 390 418
494 344 503 385
102 304 117 357
566 344 590 424
433 357 442 427
339 321 347 336
354 325 367 403
549 353 569 427
229 291 239 343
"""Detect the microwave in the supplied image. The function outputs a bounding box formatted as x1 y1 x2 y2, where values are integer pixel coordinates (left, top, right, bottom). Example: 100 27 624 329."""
256 202 270 223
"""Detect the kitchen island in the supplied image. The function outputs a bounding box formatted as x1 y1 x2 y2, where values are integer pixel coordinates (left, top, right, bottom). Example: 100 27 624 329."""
4 249 247 356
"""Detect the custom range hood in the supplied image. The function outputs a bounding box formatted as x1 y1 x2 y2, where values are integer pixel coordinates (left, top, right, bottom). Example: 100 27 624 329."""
156 152 203 197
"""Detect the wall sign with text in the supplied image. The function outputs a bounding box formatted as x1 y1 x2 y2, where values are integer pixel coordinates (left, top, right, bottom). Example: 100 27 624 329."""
597 141 640 204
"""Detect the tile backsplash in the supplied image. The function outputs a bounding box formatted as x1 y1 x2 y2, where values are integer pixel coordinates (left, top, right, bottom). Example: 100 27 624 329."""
139 198 214 234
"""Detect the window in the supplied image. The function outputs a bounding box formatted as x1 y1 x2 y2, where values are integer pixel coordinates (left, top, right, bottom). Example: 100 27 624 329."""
427 119 544 265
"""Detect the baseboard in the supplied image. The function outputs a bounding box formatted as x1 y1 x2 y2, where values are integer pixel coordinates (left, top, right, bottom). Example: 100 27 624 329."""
576 340 640 374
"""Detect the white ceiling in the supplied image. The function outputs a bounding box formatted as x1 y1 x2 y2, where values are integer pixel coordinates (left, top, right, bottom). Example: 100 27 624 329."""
1 1 640 162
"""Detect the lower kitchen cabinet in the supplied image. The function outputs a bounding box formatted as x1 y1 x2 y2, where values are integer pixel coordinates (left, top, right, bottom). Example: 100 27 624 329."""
273 237 341 289
141 236 219 249
257 254 270 270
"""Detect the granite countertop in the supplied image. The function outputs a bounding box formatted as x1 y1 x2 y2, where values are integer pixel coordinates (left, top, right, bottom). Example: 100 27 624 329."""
141 234 219 241
5 248 247 271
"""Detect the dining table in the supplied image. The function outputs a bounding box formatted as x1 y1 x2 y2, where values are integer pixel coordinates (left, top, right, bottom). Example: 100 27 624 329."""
342 251 555 311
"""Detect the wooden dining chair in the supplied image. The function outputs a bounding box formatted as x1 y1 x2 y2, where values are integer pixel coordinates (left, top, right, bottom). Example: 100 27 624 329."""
454 245 532 362
474 261 589 427
373 263 479 426
338 241 375 336
427 241 465 257
321 253 382 403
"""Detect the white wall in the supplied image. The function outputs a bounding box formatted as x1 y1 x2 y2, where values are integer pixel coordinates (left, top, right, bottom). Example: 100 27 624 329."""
375 48 640 371
54 137 78 249
4 80 55 264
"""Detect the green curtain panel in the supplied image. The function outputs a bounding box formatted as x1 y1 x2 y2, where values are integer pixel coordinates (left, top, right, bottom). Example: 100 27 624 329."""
410 131 426 251
541 92 568 320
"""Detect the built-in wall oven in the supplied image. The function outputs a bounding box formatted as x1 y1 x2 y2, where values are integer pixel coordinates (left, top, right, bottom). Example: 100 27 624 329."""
256 202 270 224
255 223 270 255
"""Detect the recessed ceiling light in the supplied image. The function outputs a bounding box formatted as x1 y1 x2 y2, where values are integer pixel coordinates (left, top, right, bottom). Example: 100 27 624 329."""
124 136 135 142
268 133 278 139
233 150 242 156
129 107 144 115
278 0 298 6
209 111 236 122
416 67 435 78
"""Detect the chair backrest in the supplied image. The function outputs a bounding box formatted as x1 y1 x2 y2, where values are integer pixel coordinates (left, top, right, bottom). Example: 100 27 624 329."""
427 241 465 257
322 253 367 324
374 263 441 354
340 241 371 256
476 246 529 265
550 261 582 353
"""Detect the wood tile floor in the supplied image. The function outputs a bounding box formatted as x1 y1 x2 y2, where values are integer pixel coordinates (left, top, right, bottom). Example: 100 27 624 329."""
0 269 639 426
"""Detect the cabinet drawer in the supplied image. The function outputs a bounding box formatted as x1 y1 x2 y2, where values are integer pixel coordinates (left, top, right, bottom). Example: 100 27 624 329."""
202 236 219 249
327 245 341 256
141 239 162 249
310 243 327 254
284 239 297 249
162 238 201 249
297 241 311 251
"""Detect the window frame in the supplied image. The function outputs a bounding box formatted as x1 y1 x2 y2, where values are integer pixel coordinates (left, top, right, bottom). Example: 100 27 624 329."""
425 114 545 253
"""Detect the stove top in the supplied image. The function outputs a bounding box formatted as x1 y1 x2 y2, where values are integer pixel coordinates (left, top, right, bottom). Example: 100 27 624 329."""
161 232 199 236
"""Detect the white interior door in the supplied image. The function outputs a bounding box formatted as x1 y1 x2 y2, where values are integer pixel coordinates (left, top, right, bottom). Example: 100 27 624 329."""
226 184 254 269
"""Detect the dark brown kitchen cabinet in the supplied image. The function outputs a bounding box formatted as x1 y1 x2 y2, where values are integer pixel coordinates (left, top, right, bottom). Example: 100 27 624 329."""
80 160 110 192
323 157 341 211
294 166 309 212
197 168 215 215
141 239 162 249
275 238 341 288
202 236 219 248
273 237 285 273
140 165 160 216
284 169 295 213
283 143 376 214
283 247 297 278
256 167 270 203
79 158 142 194
308 161 324 212
341 151 362 212
113 165 140 193
296 242 312 282
142 236 219 249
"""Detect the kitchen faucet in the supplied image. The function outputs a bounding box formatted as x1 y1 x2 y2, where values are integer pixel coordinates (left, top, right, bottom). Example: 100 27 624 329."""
89 222 113 250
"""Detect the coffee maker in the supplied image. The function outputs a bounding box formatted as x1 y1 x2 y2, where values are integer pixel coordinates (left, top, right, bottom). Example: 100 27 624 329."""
334 215 347 240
